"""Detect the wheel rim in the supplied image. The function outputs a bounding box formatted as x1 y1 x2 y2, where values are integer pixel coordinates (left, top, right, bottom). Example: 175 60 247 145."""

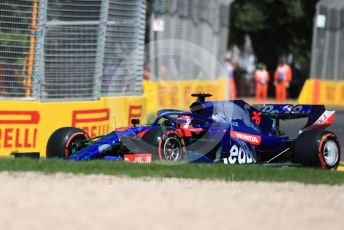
163 137 181 161
323 140 339 167
66 135 87 158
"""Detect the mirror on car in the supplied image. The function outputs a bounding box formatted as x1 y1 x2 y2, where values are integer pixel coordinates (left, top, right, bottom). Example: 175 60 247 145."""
131 119 140 127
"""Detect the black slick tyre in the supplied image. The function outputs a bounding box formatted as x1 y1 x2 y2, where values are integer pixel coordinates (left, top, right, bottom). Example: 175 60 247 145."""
293 130 340 169
46 127 89 159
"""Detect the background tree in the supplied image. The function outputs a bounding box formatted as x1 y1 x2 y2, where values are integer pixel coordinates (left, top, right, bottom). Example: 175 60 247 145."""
229 0 318 73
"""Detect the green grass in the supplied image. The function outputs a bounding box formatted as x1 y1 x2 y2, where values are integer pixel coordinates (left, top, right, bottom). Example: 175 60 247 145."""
0 158 343 185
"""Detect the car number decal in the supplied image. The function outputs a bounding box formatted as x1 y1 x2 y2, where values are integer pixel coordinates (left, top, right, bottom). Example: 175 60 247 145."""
251 111 262 125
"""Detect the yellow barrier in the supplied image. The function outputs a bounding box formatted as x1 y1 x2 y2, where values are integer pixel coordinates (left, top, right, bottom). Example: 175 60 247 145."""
0 96 146 156
143 78 228 115
298 79 344 106
0 78 228 156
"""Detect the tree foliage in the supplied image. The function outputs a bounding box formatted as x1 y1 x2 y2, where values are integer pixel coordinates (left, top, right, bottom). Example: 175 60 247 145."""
0 0 33 61
229 0 318 70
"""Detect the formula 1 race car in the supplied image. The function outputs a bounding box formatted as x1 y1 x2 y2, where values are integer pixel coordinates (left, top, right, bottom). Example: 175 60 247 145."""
46 94 341 169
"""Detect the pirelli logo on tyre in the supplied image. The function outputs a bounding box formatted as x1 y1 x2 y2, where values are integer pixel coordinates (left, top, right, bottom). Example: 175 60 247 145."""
230 131 261 146
0 111 40 149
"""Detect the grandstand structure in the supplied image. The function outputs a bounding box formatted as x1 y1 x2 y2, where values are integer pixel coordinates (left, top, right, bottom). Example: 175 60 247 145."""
0 0 146 100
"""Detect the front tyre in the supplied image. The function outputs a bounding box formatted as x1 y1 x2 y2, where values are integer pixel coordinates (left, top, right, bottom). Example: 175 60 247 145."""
158 130 186 162
292 130 341 169
46 127 89 159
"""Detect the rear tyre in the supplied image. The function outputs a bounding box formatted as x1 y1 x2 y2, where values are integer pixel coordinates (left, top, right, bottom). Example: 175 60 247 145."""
46 127 89 159
292 130 340 169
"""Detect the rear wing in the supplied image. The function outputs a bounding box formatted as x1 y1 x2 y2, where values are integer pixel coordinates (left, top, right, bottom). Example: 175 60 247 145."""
254 104 335 130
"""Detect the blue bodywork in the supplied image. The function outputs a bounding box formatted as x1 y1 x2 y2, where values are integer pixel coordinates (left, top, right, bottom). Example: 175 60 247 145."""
67 97 333 164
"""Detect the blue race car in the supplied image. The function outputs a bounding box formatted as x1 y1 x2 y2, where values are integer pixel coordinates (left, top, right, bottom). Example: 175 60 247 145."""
46 94 341 169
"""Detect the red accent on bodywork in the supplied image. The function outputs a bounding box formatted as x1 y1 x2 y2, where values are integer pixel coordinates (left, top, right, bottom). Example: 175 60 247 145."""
327 113 336 127
137 129 148 138
310 111 335 130
178 127 204 137
230 131 262 146
180 129 192 137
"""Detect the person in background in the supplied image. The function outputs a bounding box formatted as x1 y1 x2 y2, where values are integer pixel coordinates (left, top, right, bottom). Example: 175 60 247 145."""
224 58 237 99
274 58 292 102
289 62 301 99
143 63 150 80
254 63 270 102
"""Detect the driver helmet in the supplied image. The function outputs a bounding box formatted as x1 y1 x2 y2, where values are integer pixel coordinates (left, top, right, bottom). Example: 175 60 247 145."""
177 115 192 128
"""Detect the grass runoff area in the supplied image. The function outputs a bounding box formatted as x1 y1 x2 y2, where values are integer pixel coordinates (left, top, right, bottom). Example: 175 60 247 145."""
0 158 343 185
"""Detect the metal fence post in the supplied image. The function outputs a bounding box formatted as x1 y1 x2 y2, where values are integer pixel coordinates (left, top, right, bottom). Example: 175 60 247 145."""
135 0 146 95
25 0 38 98
34 0 48 100
94 0 110 99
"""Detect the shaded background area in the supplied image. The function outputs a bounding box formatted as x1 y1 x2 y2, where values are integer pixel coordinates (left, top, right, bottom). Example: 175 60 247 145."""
230 0 317 71
229 0 319 99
